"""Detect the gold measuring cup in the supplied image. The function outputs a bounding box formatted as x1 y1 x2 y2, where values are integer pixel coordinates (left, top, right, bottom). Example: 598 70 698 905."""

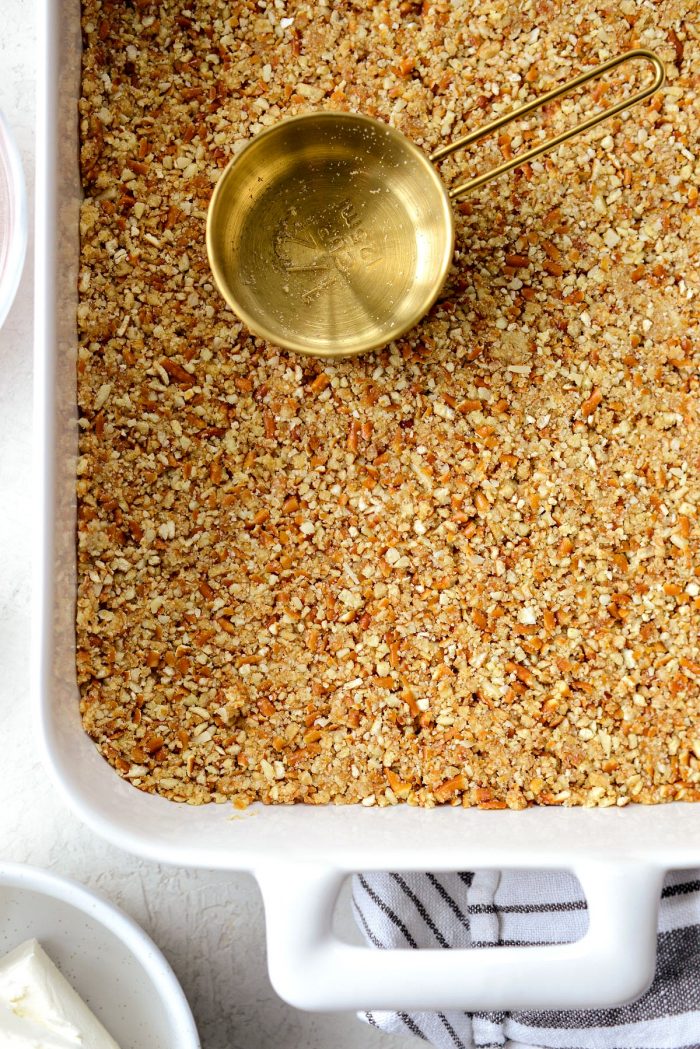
206 50 664 359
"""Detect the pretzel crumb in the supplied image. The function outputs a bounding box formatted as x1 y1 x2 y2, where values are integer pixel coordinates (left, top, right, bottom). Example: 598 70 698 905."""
77 0 699 809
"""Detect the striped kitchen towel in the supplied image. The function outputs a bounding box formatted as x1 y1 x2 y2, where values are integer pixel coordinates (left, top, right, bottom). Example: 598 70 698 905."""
352 869 700 1048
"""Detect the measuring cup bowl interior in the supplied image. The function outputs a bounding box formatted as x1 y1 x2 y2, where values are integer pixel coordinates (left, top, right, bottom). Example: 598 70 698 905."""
207 113 454 357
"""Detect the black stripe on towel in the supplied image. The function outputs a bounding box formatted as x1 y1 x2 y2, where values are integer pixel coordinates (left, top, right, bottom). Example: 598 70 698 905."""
358 875 418 948
517 924 700 1028
353 897 385 950
391 873 451 949
469 900 587 915
426 872 471 933
398 1011 428 1040
662 880 700 899
437 1012 468 1049
356 890 466 1049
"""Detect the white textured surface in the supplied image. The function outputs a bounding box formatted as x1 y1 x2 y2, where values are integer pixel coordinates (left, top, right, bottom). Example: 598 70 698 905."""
0 2 415 1046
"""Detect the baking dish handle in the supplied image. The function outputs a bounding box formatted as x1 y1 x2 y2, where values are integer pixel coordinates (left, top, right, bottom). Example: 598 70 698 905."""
256 861 663 1012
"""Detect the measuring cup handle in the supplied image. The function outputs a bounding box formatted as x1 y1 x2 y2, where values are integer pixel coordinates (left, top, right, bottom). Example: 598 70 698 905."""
431 49 665 200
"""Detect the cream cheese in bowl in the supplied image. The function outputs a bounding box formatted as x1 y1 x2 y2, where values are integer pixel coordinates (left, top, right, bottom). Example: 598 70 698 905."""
0 939 121 1048
0 864 199 1049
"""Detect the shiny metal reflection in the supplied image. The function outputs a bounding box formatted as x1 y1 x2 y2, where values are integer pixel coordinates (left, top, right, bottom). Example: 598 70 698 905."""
207 50 664 358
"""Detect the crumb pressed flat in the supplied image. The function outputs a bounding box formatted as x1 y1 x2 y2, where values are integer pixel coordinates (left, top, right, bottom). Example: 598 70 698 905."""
77 0 699 810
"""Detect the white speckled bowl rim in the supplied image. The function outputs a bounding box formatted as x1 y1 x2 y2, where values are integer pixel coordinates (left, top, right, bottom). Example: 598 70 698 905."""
0 111 27 331
0 862 200 1049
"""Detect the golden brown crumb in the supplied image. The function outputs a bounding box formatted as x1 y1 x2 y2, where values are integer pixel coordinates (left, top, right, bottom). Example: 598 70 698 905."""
77 0 699 809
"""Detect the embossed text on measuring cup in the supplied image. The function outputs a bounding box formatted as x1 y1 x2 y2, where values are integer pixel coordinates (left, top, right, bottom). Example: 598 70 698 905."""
272 198 385 305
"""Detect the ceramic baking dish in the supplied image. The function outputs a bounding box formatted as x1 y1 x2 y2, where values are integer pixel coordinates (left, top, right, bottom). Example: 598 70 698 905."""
34 0 700 1016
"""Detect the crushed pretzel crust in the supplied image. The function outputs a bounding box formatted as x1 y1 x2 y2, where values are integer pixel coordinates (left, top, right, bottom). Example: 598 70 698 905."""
77 0 699 808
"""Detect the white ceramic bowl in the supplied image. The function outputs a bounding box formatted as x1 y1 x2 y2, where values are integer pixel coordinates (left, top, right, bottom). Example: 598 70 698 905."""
0 111 27 330
0 862 200 1049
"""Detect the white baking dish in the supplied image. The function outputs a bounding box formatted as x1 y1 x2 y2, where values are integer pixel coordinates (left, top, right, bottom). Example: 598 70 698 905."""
34 0 700 1016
